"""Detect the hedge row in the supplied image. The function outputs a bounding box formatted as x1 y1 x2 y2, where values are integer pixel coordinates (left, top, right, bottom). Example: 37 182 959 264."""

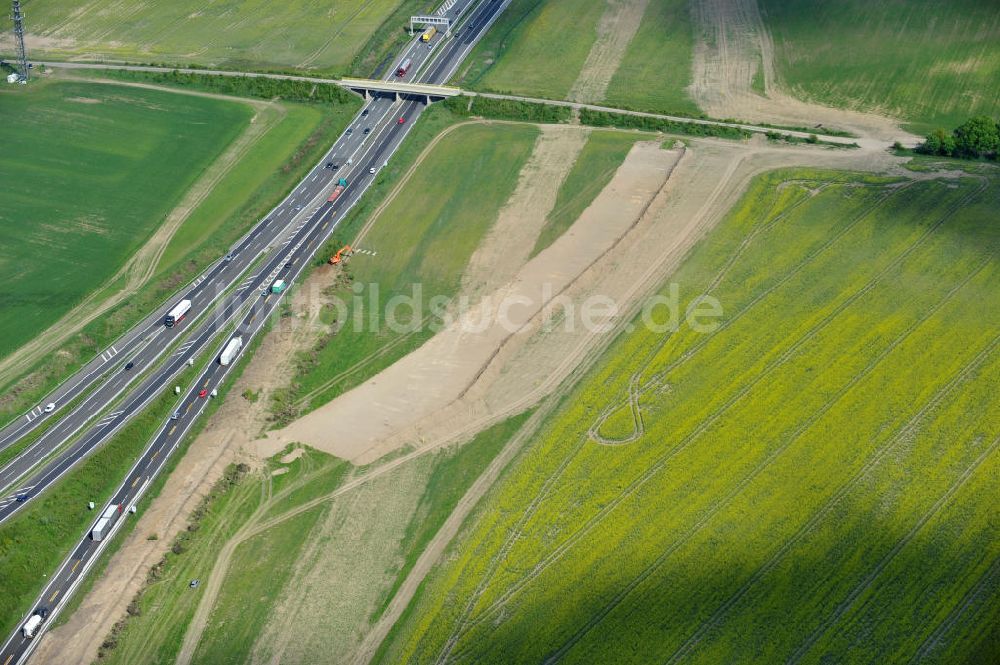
579 108 751 140
103 69 355 105
442 95 571 123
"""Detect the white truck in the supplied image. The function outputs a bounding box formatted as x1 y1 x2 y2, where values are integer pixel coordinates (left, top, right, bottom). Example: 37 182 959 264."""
22 607 50 639
165 299 192 327
22 612 44 639
91 504 120 541
219 337 244 366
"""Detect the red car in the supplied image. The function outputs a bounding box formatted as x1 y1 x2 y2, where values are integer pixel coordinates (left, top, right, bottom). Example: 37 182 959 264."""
198 389 208 398
398 117 406 124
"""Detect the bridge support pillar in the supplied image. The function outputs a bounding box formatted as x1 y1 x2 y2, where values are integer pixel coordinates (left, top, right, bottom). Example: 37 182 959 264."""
395 91 401 103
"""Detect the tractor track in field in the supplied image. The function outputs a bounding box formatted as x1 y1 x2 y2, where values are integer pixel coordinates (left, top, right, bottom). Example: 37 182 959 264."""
540 253 997 663
586 178 902 445
786 432 1000 664
665 334 1000 664
588 179 834 445
588 177 910 445
174 452 334 665
443 176 984 655
439 169 902 660
909 554 1000 663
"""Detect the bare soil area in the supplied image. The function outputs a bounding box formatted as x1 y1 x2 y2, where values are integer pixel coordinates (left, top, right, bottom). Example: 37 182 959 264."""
461 125 590 299
263 139 680 465
568 0 651 105
688 0 918 144
249 457 433 664
31 266 342 665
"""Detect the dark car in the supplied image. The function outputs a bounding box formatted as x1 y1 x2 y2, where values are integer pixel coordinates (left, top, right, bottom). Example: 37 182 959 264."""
285 262 293 269
325 161 334 170
125 361 134 370
16 494 28 503
363 127 371 135
361 109 369 117
346 128 353 135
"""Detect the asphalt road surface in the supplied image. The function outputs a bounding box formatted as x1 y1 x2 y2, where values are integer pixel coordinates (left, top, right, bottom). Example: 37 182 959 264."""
0 0 494 507
0 0 511 661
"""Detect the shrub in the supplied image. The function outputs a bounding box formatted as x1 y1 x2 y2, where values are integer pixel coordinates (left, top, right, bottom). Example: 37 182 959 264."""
918 116 999 160
579 108 751 140
103 69 355 105
442 95 571 123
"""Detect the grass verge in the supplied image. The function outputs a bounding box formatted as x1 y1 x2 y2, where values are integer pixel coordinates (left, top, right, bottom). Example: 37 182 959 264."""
0 74 359 435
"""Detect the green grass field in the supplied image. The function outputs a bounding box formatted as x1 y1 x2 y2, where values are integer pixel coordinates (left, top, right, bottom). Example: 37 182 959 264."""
462 0 606 98
760 0 1000 133
375 168 1000 663
0 79 250 360
459 0 698 115
601 0 699 116
0 74 358 428
0 0 409 73
532 130 638 257
155 102 326 273
273 120 539 420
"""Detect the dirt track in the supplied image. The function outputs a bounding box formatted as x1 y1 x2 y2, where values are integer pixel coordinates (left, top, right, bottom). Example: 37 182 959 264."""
32 267 341 665
263 138 681 465
568 0 650 105
688 0 917 143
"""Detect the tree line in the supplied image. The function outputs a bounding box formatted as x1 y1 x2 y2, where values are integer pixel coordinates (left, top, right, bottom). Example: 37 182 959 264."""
918 116 1000 160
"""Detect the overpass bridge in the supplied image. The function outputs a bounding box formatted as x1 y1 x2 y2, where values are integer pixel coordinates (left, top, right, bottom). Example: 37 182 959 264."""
339 78 462 103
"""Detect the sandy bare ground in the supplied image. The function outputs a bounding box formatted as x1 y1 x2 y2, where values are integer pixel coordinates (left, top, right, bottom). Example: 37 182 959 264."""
263 139 680 465
249 458 432 664
174 130 908 665
31 267 341 665
461 125 590 298
568 0 651 105
54 91 910 665
688 0 918 144
0 75 281 395
350 135 915 665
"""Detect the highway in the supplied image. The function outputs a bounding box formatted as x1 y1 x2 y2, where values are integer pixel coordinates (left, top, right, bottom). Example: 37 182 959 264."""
0 0 491 509
0 0 511 661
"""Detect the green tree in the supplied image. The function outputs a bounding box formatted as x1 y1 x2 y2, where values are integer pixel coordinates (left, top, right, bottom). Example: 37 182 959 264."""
952 116 999 158
920 128 955 156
